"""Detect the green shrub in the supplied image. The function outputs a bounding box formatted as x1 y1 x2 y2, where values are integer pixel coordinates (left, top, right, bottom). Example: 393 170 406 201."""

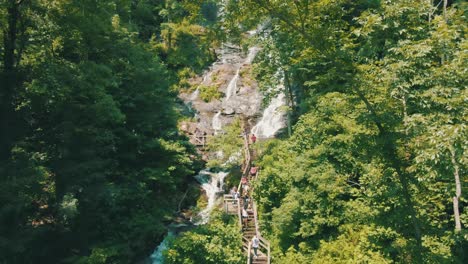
199 84 222 102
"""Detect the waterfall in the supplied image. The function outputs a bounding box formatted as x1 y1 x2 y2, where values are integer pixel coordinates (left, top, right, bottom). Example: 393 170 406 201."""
193 170 228 225
191 70 212 100
251 91 287 138
148 15 268 262
245 47 260 64
150 231 174 264
190 88 200 100
149 169 228 263
212 111 222 133
225 69 239 100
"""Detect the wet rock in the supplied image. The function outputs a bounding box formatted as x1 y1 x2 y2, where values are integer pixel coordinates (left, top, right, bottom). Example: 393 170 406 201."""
223 107 235 115
237 105 249 114
180 121 198 134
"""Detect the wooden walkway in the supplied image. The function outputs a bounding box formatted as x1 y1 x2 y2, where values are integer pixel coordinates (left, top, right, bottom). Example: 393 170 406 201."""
223 134 271 264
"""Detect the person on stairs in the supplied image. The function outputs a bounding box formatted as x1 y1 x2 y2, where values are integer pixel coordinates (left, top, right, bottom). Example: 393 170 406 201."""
250 165 258 177
234 189 240 203
242 208 249 228
230 186 238 204
243 194 250 210
252 235 260 258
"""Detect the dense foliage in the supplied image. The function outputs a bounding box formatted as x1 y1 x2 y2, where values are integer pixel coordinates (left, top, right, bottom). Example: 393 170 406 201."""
224 0 467 263
2 0 466 263
164 211 244 264
0 0 220 263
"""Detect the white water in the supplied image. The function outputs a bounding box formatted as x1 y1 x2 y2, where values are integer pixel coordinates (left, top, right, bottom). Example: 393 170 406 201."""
245 47 260 64
225 69 239 100
251 91 287 138
193 170 229 225
224 46 258 102
150 231 174 264
190 88 200 100
190 70 212 100
212 111 222 133
149 169 228 263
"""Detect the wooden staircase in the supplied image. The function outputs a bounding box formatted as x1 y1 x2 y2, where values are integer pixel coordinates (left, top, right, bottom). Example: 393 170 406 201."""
223 133 271 264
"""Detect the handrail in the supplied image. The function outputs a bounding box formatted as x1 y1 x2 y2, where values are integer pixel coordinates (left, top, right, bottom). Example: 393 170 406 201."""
190 134 209 147
252 199 260 236
248 168 271 263
242 134 251 176
232 130 270 263
237 193 242 230
238 134 251 196
247 241 252 264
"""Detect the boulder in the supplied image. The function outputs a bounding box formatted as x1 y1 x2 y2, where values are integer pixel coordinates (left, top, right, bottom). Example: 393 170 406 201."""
223 107 235 115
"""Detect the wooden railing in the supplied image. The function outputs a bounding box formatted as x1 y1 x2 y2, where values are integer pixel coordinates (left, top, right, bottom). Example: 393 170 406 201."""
223 131 271 263
237 133 252 197
243 136 271 263
248 170 271 264
190 134 208 147
223 194 242 229
242 134 251 176
247 241 252 264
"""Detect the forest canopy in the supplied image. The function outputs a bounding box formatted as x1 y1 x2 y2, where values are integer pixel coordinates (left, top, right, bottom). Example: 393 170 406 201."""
222 0 467 263
1 0 466 263
0 0 219 263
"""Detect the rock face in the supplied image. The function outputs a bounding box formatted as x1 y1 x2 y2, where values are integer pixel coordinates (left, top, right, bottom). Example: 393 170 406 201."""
179 43 262 135
223 107 235 115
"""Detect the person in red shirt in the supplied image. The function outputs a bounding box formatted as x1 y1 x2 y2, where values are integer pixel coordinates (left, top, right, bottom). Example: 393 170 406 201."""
241 176 248 185
250 166 257 177
251 134 257 143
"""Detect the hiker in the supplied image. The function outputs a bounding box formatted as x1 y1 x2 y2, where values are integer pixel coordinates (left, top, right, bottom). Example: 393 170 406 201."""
241 176 248 185
243 194 250 209
230 186 237 197
252 235 260 257
242 208 249 227
251 134 257 144
250 166 257 177
230 186 238 204
241 176 249 194
242 184 250 196
234 190 240 201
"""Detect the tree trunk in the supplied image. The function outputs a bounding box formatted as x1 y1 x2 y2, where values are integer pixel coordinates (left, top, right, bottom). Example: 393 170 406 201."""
429 0 432 23
443 0 448 20
3 1 18 72
0 0 21 160
450 146 462 231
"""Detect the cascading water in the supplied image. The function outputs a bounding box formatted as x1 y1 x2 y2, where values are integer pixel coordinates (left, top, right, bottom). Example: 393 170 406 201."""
212 111 222 133
225 69 239 100
193 170 228 225
149 169 228 264
191 70 212 100
224 46 258 102
251 89 287 138
245 47 260 64
149 231 174 264
190 89 200 100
